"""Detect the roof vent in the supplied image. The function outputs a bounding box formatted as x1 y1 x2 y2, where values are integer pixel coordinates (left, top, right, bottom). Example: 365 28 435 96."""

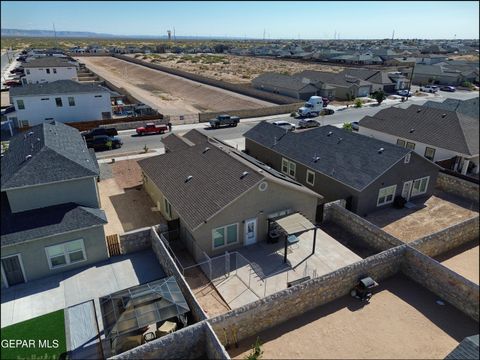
327 131 333 136
185 175 193 183
28 131 34 136
37 138 41 141
240 171 249 179
378 147 385 154
409 128 415 133
337 137 343 144
202 147 210 154
25 154 32 161
416 109 422 113
313 155 320 162
441 113 446 118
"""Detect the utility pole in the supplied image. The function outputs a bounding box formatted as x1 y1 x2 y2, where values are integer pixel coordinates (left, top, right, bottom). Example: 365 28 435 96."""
392 29 395 44
406 62 415 102
53 23 58 49
263 29 266 42
173 27 176 41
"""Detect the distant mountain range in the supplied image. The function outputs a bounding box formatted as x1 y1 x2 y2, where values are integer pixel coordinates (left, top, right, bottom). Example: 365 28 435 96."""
1 28 246 40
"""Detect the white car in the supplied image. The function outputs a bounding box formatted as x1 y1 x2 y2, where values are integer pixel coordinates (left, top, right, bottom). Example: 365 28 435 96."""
420 85 439 93
272 120 296 131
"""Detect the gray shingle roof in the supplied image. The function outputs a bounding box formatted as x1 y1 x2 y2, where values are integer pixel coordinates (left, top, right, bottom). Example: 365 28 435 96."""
1 121 99 190
445 335 479 360
295 70 372 88
23 57 77 68
1 202 107 247
359 105 479 156
244 122 410 191
162 133 191 152
182 129 209 145
138 144 264 230
423 98 479 119
9 80 109 97
252 72 318 92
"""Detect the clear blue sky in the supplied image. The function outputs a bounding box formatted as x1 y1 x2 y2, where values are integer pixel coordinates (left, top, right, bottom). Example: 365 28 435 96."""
1 1 479 39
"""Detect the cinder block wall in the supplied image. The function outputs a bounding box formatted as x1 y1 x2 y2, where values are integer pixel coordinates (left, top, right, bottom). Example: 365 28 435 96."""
197 103 303 122
436 173 480 204
401 246 479 322
119 227 152 254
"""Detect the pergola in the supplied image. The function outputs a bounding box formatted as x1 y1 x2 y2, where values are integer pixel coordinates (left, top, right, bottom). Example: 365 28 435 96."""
272 212 318 263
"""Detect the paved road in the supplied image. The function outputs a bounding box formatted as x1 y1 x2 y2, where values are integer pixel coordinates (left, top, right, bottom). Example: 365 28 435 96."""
94 89 478 158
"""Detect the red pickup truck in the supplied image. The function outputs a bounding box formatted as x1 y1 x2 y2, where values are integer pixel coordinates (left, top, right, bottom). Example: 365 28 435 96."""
136 122 168 135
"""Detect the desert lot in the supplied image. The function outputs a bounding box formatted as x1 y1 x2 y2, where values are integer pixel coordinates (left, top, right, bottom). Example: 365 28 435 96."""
77 56 272 115
129 53 344 84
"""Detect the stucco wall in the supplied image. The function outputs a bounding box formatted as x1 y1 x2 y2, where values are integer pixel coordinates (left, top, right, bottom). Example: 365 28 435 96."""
6 177 100 213
208 246 405 343
402 246 479 321
1 225 107 284
143 174 180 221
25 67 78 84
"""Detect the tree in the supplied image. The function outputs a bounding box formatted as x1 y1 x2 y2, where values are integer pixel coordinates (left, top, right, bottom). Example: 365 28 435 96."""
342 123 353 131
373 90 386 105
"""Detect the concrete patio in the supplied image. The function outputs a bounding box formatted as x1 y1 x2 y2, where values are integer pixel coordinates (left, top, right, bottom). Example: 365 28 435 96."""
1 250 165 328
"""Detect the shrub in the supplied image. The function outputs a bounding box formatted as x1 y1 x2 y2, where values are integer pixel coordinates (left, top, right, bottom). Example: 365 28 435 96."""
354 98 363 108
342 123 353 131
373 90 386 105
245 337 263 360
290 112 298 117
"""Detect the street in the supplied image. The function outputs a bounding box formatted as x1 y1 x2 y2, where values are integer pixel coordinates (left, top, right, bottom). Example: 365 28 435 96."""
95 87 479 158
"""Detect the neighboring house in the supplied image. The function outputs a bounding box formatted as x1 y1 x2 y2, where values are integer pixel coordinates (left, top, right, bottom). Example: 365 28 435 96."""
251 73 318 100
1 121 108 288
423 98 479 119
244 122 440 216
412 63 477 85
342 68 398 93
358 105 479 176
22 57 78 85
7 80 112 128
329 53 384 65
138 130 322 258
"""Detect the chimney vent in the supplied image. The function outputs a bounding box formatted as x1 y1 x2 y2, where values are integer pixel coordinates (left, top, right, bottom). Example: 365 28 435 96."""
378 147 385 154
240 171 249 179
409 128 415 133
202 147 210 154
327 131 333 136
185 175 193 183
25 155 32 161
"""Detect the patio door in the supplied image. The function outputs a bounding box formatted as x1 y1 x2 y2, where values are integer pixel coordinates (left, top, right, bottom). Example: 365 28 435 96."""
402 180 413 201
244 218 257 246
1 254 26 287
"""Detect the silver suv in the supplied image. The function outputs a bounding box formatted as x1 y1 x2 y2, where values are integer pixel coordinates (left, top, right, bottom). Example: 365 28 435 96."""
420 85 438 93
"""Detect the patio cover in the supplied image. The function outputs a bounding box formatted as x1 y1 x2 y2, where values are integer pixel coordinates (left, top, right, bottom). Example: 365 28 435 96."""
100 276 190 340
274 212 316 235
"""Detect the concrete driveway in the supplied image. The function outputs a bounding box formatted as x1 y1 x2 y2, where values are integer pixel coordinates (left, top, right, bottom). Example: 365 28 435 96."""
1 250 165 328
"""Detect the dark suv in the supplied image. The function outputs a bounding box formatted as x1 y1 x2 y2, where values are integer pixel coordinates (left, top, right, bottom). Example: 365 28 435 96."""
86 135 122 151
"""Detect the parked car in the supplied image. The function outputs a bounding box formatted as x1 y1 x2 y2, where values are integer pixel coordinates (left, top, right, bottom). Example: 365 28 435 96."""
136 122 168 135
82 127 118 140
10 68 24 74
209 114 240 128
272 120 295 131
440 86 456 92
419 85 438 93
3 80 21 87
86 135 122 151
320 108 335 115
351 121 359 131
298 119 321 129
321 97 330 107
396 90 412 97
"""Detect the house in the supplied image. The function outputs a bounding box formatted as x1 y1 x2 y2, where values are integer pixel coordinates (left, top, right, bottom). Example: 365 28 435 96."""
244 122 440 216
21 57 78 85
138 130 323 258
412 63 477 85
1 122 108 288
251 72 318 100
358 105 479 176
423 98 479 119
342 68 398 93
7 80 112 128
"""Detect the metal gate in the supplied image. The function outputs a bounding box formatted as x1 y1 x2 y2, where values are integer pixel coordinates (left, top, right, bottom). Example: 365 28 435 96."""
106 234 121 257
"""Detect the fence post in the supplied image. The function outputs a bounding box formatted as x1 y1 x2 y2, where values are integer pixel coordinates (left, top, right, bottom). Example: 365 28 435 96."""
225 251 230 278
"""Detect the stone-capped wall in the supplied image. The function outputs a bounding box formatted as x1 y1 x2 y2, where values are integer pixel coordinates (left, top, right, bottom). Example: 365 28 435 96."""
198 103 303 122
410 216 479 258
119 227 152 254
401 246 479 322
323 202 404 252
208 246 406 343
436 172 480 204
204 322 230 360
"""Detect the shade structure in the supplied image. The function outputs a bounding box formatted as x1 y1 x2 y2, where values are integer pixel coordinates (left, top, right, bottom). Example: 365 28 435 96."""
274 212 316 235
100 276 190 340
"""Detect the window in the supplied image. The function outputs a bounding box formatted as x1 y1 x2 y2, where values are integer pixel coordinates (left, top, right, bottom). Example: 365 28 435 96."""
20 120 29 128
281 157 296 178
16 99 25 110
26 69 30 75
164 197 172 218
406 142 416 150
404 153 411 164
44 118 53 121
306 169 315 186
212 223 238 249
45 239 86 269
377 185 397 206
46 68 50 74
68 97 75 106
94 95 103 98
41 98 50 101
411 176 429 196
55 98 63 107
102 112 111 119
424 147 436 161
396 139 406 147
282 158 289 174
53 68 57 74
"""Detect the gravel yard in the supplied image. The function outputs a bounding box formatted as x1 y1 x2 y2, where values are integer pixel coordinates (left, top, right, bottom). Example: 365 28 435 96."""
435 240 479 284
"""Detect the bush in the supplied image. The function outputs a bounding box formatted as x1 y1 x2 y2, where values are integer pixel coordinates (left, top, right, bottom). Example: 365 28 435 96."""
461 81 474 90
342 123 353 131
354 98 363 108
245 337 263 360
372 90 386 105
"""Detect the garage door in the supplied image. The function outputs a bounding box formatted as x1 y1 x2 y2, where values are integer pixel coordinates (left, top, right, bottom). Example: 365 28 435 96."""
357 87 370 97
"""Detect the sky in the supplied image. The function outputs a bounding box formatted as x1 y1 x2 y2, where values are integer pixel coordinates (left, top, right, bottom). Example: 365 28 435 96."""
1 1 479 39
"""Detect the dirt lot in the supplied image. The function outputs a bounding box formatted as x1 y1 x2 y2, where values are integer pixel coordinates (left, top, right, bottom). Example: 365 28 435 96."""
365 191 479 242
229 275 478 359
77 56 272 115
436 240 479 284
129 53 343 84
99 160 165 235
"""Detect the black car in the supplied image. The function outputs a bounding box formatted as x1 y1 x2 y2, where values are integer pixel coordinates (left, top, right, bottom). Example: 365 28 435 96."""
86 135 122 151
320 108 335 115
82 127 118 140
440 86 456 92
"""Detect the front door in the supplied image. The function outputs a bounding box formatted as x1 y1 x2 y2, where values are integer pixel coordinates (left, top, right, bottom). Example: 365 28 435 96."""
244 218 257 246
1 255 26 287
402 180 413 201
